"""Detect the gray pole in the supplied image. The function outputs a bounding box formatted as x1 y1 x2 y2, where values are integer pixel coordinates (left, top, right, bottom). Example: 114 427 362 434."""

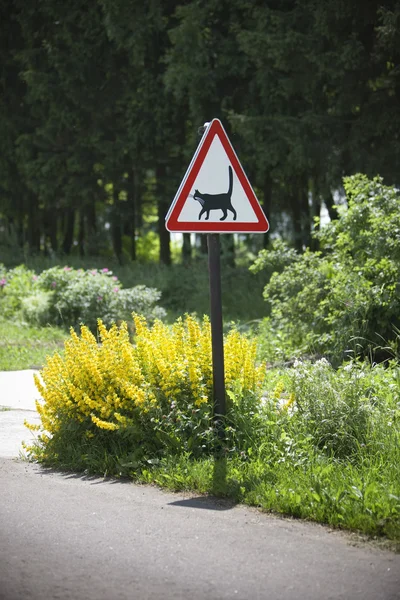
207 233 226 417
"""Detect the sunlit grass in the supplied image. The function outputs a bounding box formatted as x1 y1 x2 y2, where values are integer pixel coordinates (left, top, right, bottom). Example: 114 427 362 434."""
0 318 67 370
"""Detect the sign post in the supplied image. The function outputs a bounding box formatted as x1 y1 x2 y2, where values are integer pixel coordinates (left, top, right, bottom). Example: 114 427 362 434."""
166 119 269 419
207 233 226 417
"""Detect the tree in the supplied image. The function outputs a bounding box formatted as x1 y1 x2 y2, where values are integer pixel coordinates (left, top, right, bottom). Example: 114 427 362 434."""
100 0 190 265
166 0 400 250
0 0 39 252
1 0 399 262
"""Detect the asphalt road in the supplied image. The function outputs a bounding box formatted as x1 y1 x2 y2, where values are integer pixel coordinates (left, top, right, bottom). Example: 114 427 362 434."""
0 370 399 600
1 458 399 600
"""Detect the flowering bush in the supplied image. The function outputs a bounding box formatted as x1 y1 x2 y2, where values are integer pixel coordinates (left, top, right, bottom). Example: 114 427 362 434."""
263 357 400 460
0 264 36 316
20 266 166 330
25 314 264 471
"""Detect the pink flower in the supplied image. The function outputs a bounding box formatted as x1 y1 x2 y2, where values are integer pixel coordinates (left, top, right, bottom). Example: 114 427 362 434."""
63 266 72 272
90 270 97 276
101 268 109 273
51 281 57 288
97 296 103 301
0 278 6 287
112 276 118 281
113 287 119 293
32 275 38 281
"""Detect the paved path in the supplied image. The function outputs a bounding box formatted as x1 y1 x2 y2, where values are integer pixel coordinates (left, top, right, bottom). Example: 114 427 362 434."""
0 370 41 457
0 371 399 600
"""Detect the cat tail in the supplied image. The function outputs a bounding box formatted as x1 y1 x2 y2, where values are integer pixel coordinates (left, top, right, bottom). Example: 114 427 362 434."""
227 165 233 197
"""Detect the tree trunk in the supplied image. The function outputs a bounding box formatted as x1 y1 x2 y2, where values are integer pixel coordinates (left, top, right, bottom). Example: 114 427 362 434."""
308 178 320 251
324 190 339 221
17 213 24 250
78 208 85 257
292 178 311 251
156 164 171 265
86 198 98 255
222 234 235 267
62 208 75 255
111 188 123 265
199 234 208 256
48 209 58 254
182 233 191 263
27 193 41 254
136 169 143 230
128 168 136 261
262 176 272 249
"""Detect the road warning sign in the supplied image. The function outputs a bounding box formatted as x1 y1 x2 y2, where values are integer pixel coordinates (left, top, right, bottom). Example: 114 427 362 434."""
165 119 269 233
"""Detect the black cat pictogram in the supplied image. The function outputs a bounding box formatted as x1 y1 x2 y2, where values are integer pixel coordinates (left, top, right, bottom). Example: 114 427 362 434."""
191 166 237 221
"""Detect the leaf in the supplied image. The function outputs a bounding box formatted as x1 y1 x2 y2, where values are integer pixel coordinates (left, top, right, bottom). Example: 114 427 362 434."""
351 485 363 499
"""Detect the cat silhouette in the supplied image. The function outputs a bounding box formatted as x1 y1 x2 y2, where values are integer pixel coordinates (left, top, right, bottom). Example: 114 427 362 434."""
193 166 237 221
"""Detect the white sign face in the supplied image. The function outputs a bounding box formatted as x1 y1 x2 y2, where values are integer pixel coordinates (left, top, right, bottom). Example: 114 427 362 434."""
177 134 258 223
166 119 269 234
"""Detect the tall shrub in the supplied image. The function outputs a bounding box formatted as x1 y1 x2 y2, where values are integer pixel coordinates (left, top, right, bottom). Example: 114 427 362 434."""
251 175 400 363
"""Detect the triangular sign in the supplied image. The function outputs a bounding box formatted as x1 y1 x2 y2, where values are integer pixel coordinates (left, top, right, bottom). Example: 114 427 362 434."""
166 119 270 233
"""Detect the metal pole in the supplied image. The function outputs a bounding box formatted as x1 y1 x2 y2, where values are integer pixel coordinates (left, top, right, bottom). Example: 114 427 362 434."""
207 233 226 417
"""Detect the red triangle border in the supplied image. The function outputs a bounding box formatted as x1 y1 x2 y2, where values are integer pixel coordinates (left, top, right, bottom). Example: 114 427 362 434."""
165 119 270 233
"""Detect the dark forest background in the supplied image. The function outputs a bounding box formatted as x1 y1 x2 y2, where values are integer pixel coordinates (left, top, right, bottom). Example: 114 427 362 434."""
1 0 399 265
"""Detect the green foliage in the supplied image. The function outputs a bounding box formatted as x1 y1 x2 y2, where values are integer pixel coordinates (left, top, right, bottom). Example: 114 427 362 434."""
0 264 166 331
21 291 53 327
2 0 400 261
148 358 400 540
0 264 36 316
154 260 268 322
113 286 166 324
0 257 267 326
33 266 166 331
286 358 398 460
253 175 400 363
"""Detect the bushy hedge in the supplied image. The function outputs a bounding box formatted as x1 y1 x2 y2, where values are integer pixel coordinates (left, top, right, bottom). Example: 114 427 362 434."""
25 315 264 468
251 174 400 364
0 264 166 330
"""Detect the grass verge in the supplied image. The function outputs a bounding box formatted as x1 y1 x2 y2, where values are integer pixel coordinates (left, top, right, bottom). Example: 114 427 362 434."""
4 316 398 545
0 318 67 370
27 440 400 546
138 453 400 547
24 334 400 544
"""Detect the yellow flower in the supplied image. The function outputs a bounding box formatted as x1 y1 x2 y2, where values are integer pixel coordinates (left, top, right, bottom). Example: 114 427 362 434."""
24 420 41 432
273 380 285 399
91 414 119 431
283 392 296 411
29 313 265 463
194 395 209 407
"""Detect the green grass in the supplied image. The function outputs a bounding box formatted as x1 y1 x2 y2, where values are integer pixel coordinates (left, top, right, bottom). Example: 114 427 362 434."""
0 318 67 370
